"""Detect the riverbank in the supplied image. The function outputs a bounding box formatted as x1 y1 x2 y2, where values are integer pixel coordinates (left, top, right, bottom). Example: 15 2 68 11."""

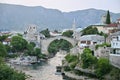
8 52 66 80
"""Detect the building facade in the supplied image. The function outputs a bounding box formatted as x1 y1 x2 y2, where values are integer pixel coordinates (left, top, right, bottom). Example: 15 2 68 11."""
78 35 105 48
110 31 120 69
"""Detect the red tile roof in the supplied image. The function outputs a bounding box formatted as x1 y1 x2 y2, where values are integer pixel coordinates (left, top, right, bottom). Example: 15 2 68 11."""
105 23 118 27
117 18 120 21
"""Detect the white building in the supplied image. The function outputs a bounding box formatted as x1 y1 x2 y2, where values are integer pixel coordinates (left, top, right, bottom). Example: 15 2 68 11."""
78 35 105 48
50 32 62 37
110 31 120 69
111 31 120 54
2 38 11 45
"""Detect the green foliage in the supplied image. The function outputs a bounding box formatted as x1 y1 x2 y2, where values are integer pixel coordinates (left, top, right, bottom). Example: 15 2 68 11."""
95 58 111 78
0 35 9 42
11 36 28 52
105 10 111 24
99 31 108 38
0 57 26 80
24 42 36 56
7 54 19 58
95 43 111 50
64 66 71 71
82 26 99 35
48 39 73 54
34 48 46 59
65 54 78 63
0 57 4 65
81 48 97 68
34 48 41 56
62 30 73 38
0 64 26 80
40 28 50 38
0 42 7 57
30 42 36 48
5 45 11 52
70 61 78 69
24 46 45 59
109 66 120 80
17 33 23 37
26 43 34 52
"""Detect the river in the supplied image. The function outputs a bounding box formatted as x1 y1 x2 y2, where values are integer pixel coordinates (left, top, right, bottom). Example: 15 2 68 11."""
12 52 66 80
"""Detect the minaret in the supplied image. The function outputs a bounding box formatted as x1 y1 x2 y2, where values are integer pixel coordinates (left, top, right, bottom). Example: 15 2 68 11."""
72 18 76 39
72 18 76 32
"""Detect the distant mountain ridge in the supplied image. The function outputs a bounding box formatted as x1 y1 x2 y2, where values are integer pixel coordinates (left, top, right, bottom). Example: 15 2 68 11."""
0 3 120 31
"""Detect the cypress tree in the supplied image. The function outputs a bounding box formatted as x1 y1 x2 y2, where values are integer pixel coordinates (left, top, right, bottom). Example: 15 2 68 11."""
106 10 111 24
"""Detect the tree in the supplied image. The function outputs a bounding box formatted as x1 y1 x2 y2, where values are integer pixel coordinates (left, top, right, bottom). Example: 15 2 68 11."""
40 28 50 38
5 45 11 52
11 36 28 52
62 30 73 38
0 42 7 57
0 64 26 80
82 26 99 35
95 58 111 78
65 54 78 63
105 10 111 24
81 48 97 68
34 48 44 60
30 42 36 48
26 44 34 51
48 39 73 54
0 35 9 42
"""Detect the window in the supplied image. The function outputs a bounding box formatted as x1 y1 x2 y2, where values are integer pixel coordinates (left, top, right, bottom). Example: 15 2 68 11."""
81 41 86 43
87 41 91 44
113 43 115 46
116 43 118 45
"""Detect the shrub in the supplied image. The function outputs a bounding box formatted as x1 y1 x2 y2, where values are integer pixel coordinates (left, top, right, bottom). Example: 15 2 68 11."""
65 54 78 63
95 58 111 78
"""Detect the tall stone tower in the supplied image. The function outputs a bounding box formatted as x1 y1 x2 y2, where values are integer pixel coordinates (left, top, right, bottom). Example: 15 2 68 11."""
25 24 38 42
72 18 77 39
72 18 76 32
101 14 107 24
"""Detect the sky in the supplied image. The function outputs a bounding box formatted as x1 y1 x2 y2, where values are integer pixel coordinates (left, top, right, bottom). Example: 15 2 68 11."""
0 0 120 13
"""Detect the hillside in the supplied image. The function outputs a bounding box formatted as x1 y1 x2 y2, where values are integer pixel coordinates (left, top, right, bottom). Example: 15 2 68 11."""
0 3 120 31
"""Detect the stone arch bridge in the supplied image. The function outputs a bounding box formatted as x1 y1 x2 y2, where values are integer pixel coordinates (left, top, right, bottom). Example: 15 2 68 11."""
40 36 77 54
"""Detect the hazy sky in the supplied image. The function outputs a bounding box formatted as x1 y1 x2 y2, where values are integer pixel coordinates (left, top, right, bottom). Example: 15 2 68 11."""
0 0 120 13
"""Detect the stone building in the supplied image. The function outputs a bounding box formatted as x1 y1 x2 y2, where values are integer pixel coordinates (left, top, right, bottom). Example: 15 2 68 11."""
24 25 45 47
109 31 120 69
78 34 105 48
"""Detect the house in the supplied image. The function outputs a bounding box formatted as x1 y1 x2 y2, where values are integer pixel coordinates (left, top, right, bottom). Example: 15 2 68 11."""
78 35 105 48
104 23 120 35
91 24 105 33
50 32 62 37
2 38 11 45
110 31 120 68
91 14 107 33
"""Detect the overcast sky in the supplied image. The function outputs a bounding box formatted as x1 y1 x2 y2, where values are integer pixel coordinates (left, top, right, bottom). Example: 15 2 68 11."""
0 0 120 13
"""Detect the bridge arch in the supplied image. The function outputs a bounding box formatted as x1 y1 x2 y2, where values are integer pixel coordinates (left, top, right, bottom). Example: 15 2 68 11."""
41 36 76 54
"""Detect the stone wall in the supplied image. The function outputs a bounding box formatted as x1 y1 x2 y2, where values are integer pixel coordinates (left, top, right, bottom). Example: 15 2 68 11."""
109 54 120 69
94 47 110 59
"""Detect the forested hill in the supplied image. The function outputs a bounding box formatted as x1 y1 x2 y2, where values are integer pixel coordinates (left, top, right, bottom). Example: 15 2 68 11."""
0 3 120 31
